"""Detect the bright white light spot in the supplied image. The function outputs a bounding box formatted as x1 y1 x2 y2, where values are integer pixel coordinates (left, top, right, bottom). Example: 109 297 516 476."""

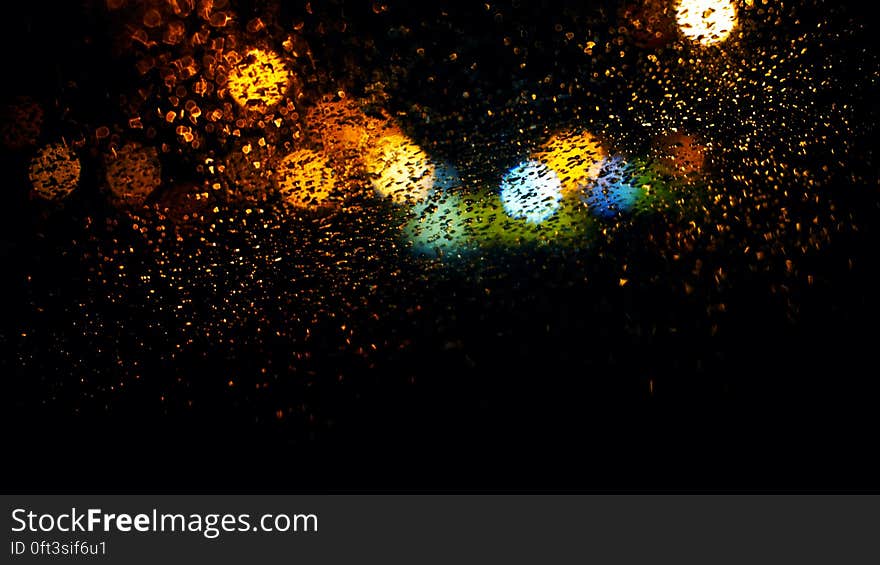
499 160 563 224
675 0 737 45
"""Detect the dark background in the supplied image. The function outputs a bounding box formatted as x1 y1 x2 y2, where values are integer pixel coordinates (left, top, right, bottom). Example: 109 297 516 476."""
2 0 878 491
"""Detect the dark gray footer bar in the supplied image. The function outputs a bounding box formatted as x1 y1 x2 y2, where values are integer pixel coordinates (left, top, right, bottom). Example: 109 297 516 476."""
2 495 878 564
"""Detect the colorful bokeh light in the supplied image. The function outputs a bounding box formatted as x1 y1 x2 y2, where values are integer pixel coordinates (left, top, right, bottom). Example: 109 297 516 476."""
405 190 469 257
535 130 607 198
581 156 644 219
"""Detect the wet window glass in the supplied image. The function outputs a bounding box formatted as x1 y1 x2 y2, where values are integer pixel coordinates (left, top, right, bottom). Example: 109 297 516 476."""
2 0 876 487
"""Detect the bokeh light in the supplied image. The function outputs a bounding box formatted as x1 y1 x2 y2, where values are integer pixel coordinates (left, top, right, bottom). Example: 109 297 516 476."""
499 160 563 224
5 0 876 490
306 99 380 157
534 130 607 197
366 133 435 205
1 98 43 150
675 0 737 45
226 48 294 112
276 149 337 209
651 132 707 180
403 162 466 255
28 143 81 201
581 156 643 219
457 190 593 248
105 143 163 206
405 190 469 257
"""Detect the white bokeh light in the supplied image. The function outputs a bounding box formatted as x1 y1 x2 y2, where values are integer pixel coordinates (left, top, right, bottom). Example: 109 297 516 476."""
675 0 737 45
499 160 563 224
